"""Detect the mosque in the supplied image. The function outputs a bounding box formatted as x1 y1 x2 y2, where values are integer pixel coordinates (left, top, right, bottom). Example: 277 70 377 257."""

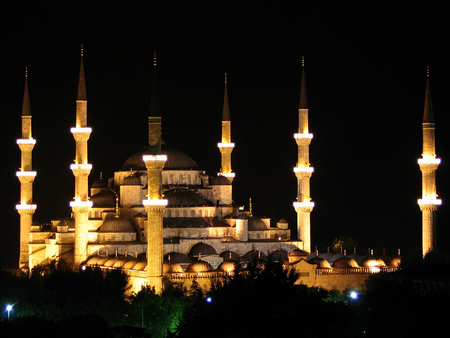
15 48 439 293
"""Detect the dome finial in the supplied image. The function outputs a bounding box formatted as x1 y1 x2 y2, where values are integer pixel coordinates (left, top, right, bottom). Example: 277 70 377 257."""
224 72 227 84
249 197 253 217
115 196 119 218
81 43 84 57
302 55 305 68
427 64 430 78
154 52 157 67
25 66 28 78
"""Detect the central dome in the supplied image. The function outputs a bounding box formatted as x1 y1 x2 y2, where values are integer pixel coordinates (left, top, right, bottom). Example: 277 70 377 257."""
121 145 199 171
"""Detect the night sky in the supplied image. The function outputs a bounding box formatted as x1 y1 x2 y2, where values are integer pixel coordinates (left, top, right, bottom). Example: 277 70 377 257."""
1 2 450 268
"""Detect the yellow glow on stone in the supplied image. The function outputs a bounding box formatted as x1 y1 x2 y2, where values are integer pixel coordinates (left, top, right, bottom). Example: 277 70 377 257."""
218 172 235 178
294 167 314 173
16 204 37 210
70 164 93 170
418 198 442 206
70 201 93 207
16 171 37 177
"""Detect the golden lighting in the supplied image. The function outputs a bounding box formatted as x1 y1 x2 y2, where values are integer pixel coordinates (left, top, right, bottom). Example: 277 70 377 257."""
70 200 93 207
218 172 236 178
16 204 37 210
70 164 92 170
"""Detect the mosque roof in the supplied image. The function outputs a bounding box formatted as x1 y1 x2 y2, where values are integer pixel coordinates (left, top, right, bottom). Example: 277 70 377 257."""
163 262 185 273
90 190 116 208
164 252 192 264
164 217 229 228
122 173 141 185
248 217 269 231
121 145 199 171
98 214 135 233
186 261 214 273
332 256 359 268
217 260 239 273
188 243 218 258
209 176 231 185
307 257 332 268
219 250 241 262
164 190 214 207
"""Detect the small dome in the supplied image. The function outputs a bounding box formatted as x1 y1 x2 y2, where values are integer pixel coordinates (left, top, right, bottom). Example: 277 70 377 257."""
188 243 218 259
99 214 135 233
164 252 192 264
163 262 185 273
209 176 231 186
359 257 386 268
220 251 241 262
271 250 288 262
290 248 309 258
319 251 334 263
330 252 345 264
134 260 147 271
186 261 214 273
242 250 267 262
248 217 268 231
217 260 239 273
123 174 141 185
90 190 116 208
332 256 359 268
165 190 214 207
307 257 332 268
92 175 108 189
278 218 288 224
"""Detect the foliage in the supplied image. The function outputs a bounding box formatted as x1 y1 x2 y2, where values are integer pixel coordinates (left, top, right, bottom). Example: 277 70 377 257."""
127 285 186 338
331 236 358 254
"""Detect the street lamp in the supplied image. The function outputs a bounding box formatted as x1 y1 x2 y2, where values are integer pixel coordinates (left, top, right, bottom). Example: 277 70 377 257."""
6 304 12 320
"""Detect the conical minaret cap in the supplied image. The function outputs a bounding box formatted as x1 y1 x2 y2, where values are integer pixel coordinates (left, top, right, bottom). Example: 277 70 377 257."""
423 66 434 123
22 66 31 116
299 56 308 109
77 44 87 100
222 73 230 121
149 52 162 117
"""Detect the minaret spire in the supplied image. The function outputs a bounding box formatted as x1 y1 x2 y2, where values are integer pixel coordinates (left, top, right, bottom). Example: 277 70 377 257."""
70 44 93 267
16 66 37 269
217 72 235 182
293 56 314 252
418 65 441 257
143 53 168 294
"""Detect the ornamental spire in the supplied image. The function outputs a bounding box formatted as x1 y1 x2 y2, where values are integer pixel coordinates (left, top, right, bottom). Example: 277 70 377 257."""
77 44 87 100
22 66 31 116
149 52 161 117
299 56 308 109
223 73 230 121
423 65 434 123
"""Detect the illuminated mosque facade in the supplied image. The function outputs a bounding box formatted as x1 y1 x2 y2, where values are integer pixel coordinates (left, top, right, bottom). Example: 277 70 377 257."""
15 49 437 292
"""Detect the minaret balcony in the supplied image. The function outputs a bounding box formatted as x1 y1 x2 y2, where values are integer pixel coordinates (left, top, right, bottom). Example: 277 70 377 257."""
294 133 313 146
143 198 168 212
293 201 314 212
217 142 235 148
418 197 442 206
16 171 37 183
70 200 93 213
418 157 441 165
218 172 235 178
143 155 168 162
16 203 37 215
70 163 92 170
71 127 92 134
17 138 36 145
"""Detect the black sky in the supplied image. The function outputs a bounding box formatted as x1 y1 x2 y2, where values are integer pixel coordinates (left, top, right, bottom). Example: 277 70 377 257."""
1 2 450 267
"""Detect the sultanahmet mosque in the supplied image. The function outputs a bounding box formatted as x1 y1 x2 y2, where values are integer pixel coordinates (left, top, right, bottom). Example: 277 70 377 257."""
15 48 439 292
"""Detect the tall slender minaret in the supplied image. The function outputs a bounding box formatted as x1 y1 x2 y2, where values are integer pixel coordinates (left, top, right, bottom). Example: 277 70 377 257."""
217 73 235 182
70 45 93 267
16 67 37 270
293 57 314 253
143 53 167 294
418 66 441 257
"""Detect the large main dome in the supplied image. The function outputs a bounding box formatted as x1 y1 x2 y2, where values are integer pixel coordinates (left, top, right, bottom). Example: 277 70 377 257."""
121 145 199 171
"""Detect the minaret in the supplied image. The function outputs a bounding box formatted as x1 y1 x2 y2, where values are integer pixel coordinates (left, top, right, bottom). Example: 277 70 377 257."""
70 45 93 267
217 73 235 182
143 53 167 294
418 66 441 257
16 67 37 270
293 57 314 253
